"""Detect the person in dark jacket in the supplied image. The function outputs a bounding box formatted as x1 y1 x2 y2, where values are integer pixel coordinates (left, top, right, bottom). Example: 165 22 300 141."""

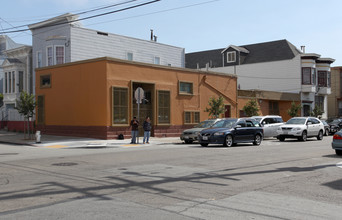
143 116 151 144
130 116 139 144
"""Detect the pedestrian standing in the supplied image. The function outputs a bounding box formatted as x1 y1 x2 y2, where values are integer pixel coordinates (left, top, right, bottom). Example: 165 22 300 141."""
143 116 151 144
130 116 139 144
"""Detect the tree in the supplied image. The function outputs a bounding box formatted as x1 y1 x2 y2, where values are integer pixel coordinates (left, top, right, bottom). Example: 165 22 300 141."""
204 96 226 118
310 104 324 118
242 99 259 117
15 91 36 139
287 101 301 117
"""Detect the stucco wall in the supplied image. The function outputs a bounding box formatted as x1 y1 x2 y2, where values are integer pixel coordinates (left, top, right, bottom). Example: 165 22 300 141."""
36 58 237 138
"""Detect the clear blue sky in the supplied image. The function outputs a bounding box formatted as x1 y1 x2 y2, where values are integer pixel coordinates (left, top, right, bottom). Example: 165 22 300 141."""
1 0 341 66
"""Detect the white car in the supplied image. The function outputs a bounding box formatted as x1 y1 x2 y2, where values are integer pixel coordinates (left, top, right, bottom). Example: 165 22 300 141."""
252 115 284 138
276 117 324 141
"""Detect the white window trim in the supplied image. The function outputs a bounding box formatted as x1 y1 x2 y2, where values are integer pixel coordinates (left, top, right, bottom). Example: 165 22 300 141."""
126 52 133 61
54 45 65 65
227 51 236 63
46 46 53 66
37 51 42 68
154 56 161 65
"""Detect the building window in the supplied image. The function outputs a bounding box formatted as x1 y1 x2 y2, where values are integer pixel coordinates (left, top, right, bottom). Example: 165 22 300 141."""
37 51 42 68
179 81 193 95
127 52 133 61
312 68 316 85
47 46 53 66
37 95 45 124
8 72 11 93
19 71 24 92
112 87 128 124
12 71 15 93
158 90 170 124
338 100 342 116
4 72 7 93
154 56 160 65
40 74 51 88
55 46 65 65
302 67 311 85
227 51 236 63
315 96 324 112
318 71 327 87
269 101 279 115
328 71 331 87
184 111 200 124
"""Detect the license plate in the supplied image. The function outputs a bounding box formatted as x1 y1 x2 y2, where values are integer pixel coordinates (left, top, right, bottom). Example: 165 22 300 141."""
202 136 208 140
184 136 189 139
283 131 288 134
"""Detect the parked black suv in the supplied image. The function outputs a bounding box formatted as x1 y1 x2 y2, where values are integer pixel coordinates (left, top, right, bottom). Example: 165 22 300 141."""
326 118 342 134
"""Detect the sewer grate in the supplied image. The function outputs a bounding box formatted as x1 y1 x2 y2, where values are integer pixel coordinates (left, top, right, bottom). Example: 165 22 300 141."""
51 162 78 166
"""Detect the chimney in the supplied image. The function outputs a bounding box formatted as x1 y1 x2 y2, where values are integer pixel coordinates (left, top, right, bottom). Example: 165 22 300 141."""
301 46 305 53
153 35 157 42
150 29 153 41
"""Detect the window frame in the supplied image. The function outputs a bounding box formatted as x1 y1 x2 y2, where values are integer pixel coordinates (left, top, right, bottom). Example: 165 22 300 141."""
54 45 65 65
127 52 133 61
112 86 129 126
154 56 160 65
46 46 53 66
40 74 51 89
184 111 200 125
317 71 328 87
227 51 236 63
157 90 171 125
37 51 42 68
179 81 193 95
302 67 312 85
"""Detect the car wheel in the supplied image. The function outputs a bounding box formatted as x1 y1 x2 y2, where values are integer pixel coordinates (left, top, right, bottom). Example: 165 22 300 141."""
300 131 307 141
317 130 323 140
200 143 208 147
253 134 262 145
279 136 285 142
336 150 342 156
224 135 233 147
184 140 193 144
324 129 329 136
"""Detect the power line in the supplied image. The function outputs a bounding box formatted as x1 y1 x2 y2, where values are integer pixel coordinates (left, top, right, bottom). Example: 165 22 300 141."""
0 0 140 32
0 0 160 34
86 0 220 27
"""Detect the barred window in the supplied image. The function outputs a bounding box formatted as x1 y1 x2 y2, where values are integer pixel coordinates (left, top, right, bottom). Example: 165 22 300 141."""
158 90 170 124
112 87 128 124
184 111 200 124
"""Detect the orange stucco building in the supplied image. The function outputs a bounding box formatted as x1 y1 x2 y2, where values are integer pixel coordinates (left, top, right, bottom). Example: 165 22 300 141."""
35 57 237 139
238 90 301 122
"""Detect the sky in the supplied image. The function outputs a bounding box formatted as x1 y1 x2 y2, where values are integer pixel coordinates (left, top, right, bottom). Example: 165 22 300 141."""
1 0 342 66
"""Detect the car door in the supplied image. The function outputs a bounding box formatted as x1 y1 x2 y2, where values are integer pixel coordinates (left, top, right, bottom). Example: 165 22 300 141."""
261 118 272 138
245 120 257 141
311 118 321 135
306 118 316 136
234 120 248 142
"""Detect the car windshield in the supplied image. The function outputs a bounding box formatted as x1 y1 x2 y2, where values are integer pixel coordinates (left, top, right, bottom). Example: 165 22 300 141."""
286 118 306 125
211 119 237 128
253 117 262 122
194 120 217 128
330 119 341 124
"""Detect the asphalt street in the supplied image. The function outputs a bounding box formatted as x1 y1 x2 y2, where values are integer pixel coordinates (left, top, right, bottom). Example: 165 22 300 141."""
0 136 341 219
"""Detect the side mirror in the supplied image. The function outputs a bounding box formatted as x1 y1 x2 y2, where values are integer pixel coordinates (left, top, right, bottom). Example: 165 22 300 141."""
235 125 242 129
307 122 312 125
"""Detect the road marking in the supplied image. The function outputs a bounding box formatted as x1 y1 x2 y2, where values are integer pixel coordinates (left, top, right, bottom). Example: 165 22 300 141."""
45 145 68 148
336 161 342 168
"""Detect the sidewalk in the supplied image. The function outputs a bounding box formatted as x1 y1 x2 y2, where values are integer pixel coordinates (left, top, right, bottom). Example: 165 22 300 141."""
0 130 181 147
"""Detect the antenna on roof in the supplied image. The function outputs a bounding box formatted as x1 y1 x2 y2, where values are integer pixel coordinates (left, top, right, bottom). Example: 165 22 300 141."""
150 29 153 41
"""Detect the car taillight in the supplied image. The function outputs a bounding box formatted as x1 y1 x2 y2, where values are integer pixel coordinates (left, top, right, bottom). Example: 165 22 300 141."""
333 134 342 140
